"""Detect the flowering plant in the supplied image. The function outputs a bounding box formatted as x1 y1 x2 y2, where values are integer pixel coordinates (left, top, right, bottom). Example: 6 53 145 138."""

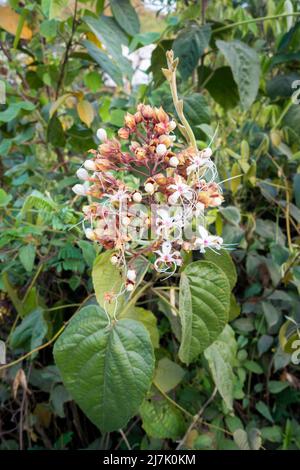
72 51 226 294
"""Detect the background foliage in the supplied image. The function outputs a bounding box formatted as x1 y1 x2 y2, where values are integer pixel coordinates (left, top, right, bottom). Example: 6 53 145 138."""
1 0 300 451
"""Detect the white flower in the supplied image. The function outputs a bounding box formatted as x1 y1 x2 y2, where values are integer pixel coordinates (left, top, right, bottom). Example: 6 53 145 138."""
76 168 89 180
194 226 223 253
202 147 213 158
96 128 107 141
168 175 193 203
187 151 212 175
154 241 182 268
156 209 180 237
106 188 130 203
156 143 167 156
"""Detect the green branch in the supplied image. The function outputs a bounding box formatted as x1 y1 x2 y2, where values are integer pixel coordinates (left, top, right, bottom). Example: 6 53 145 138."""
214 12 300 34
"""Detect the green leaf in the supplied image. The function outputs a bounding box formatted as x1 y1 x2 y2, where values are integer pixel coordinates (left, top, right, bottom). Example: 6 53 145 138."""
92 250 124 317
83 16 132 78
233 428 262 450
129 32 160 53
204 249 237 289
266 73 299 100
83 40 123 87
0 101 35 123
2 272 25 318
219 205 241 225
178 260 230 364
149 40 173 88
204 325 237 410
270 243 289 266
0 188 12 207
84 71 102 92
216 40 260 110
110 0 140 36
120 307 159 349
183 93 210 134
140 398 185 439
229 294 241 322
154 357 185 392
10 308 48 352
261 426 282 443
54 304 154 432
256 401 274 423
40 19 58 40
77 240 96 267
243 360 264 375
294 173 300 208
173 23 211 80
268 380 289 394
19 244 36 273
205 66 239 110
21 190 57 217
47 116 65 147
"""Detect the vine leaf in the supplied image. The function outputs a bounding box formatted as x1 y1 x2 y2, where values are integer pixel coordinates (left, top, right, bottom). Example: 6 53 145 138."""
54 304 155 432
204 325 237 410
216 40 260 110
178 260 230 365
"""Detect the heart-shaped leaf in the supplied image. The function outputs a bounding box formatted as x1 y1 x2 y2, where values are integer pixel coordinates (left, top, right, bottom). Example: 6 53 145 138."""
54 304 154 432
179 261 230 364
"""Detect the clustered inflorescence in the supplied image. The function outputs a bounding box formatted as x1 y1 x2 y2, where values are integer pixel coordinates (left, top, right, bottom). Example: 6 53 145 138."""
72 51 225 292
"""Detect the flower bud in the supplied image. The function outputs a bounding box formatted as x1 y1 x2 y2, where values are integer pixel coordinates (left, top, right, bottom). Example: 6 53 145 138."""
134 111 142 123
83 159 97 171
139 104 154 120
85 228 95 240
118 127 130 139
126 283 135 292
210 197 223 207
96 128 107 141
124 113 136 130
144 182 155 194
202 147 212 158
155 106 168 123
169 120 176 131
156 143 167 156
76 168 89 180
72 184 86 195
127 269 136 282
132 192 142 203
169 156 179 167
111 255 119 265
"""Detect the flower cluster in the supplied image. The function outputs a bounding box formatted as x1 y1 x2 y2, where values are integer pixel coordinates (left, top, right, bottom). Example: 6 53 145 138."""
72 102 224 290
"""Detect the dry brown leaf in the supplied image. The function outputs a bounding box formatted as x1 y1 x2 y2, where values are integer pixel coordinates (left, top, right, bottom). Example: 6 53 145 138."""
0 6 32 40
13 368 30 399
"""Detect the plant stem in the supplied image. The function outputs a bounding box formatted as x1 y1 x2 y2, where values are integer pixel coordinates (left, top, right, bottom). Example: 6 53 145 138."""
154 382 193 419
213 12 300 34
164 51 198 151
176 387 218 449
